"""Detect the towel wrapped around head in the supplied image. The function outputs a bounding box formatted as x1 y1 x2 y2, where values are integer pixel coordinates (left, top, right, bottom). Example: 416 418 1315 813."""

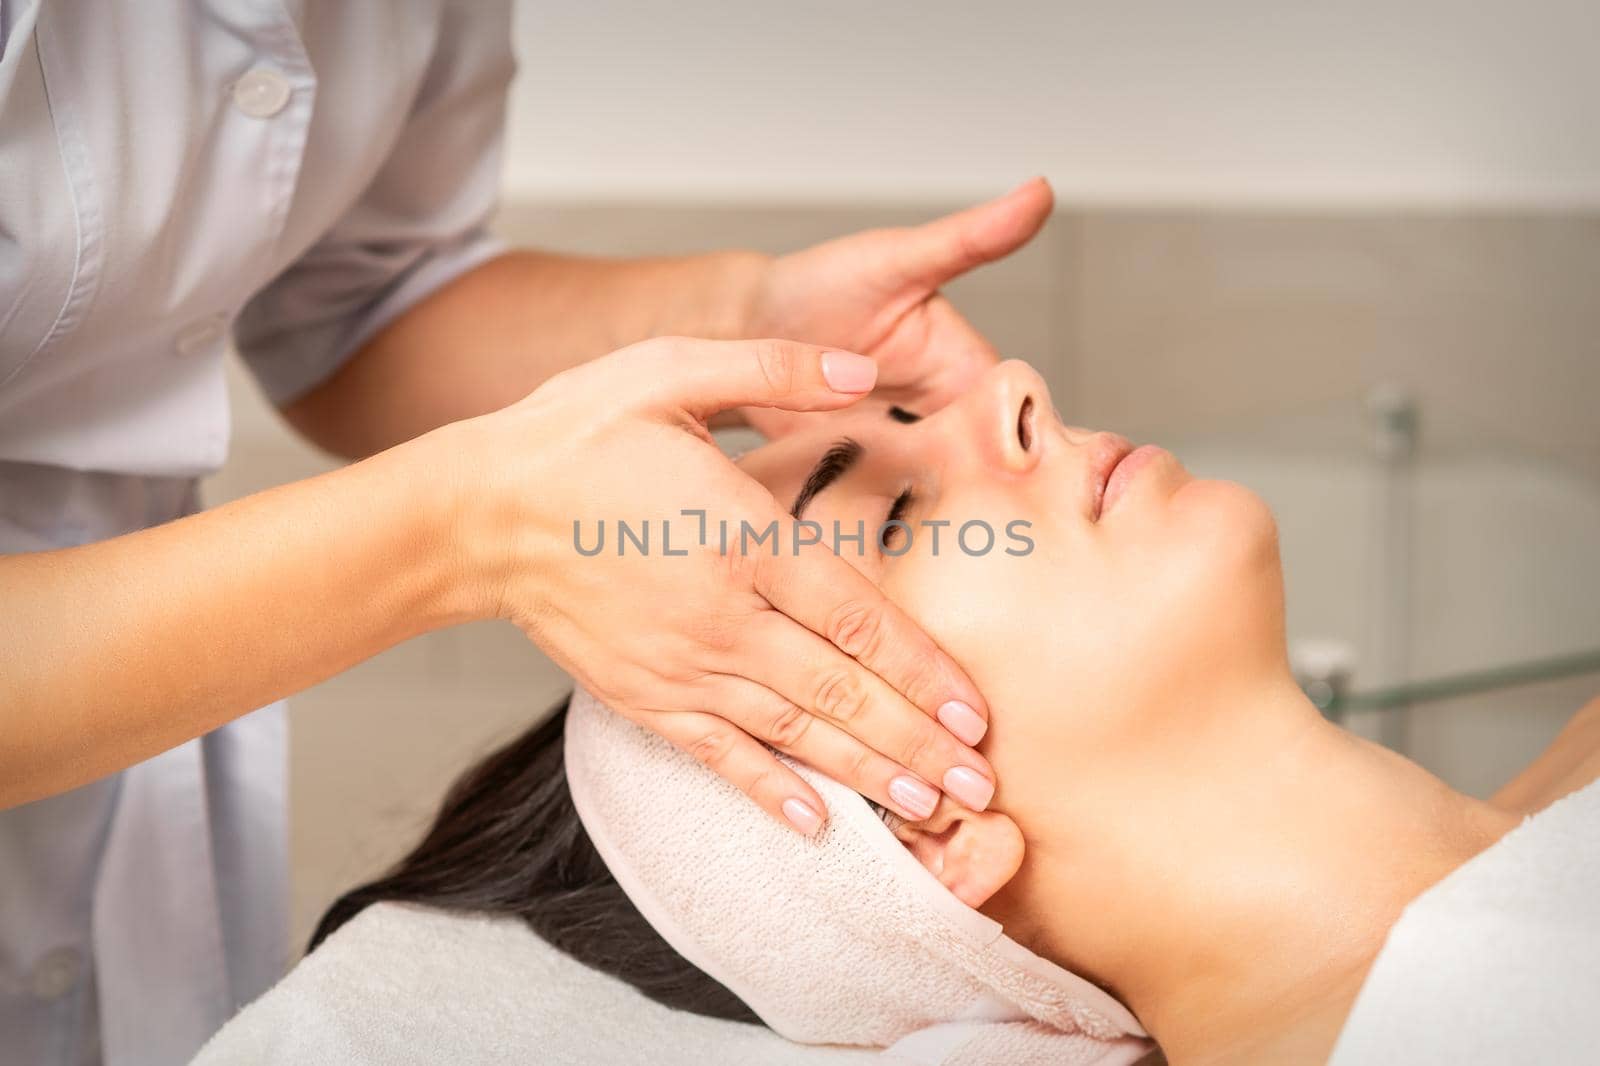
564 688 1152 1065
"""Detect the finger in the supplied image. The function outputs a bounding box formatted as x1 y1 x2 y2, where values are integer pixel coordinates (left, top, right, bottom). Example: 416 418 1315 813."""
899 295 1001 404
892 176 1054 291
654 709 829 836
920 294 1002 367
731 609 995 814
635 337 880 422
702 673 971 824
753 530 991 741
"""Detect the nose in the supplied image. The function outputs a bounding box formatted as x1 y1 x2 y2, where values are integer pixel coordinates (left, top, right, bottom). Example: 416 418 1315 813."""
974 360 1052 473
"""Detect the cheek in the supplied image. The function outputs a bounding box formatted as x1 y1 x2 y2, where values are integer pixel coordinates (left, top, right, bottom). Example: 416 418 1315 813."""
881 511 1127 720
882 516 1044 660
881 480 1287 728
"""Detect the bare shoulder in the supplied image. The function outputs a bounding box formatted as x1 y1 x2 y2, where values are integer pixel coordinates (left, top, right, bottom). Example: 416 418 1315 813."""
1492 696 1600 815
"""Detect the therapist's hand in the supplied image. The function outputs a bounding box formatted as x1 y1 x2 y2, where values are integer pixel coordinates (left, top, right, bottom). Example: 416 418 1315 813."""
457 337 995 834
740 178 1054 436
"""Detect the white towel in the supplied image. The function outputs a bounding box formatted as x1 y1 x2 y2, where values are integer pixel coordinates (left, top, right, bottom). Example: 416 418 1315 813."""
1330 779 1600 1065
190 902 886 1065
564 689 1151 1065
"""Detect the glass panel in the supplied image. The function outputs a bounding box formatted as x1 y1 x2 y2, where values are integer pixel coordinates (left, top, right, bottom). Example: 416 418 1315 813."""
1162 388 1600 786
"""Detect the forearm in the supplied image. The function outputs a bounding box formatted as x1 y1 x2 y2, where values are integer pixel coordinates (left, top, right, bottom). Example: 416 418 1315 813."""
0 425 487 808
284 248 770 457
1491 696 1600 814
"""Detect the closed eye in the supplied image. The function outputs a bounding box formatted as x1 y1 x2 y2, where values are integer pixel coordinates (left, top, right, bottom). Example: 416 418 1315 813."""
882 488 914 550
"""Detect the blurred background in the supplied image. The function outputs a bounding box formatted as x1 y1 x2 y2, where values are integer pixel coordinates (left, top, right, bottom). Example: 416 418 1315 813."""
206 0 1600 950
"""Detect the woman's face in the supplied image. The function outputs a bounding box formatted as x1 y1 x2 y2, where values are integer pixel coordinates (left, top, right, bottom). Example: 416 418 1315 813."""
739 361 1289 821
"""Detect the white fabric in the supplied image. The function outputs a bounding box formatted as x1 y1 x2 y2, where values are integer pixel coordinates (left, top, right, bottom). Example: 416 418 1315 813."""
0 3 512 1063
191 903 887 1066
0 0 512 476
563 689 1152 1065
0 464 290 1066
1330 778 1600 1065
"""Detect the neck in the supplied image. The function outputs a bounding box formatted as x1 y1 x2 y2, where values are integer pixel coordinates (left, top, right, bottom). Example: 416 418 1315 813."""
988 677 1516 1065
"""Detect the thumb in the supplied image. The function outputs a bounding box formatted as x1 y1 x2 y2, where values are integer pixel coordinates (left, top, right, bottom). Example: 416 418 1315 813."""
892 176 1054 291
646 337 879 422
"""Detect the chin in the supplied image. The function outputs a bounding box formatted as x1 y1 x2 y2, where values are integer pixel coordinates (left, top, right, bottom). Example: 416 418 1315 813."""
1173 478 1280 570
1164 478 1289 673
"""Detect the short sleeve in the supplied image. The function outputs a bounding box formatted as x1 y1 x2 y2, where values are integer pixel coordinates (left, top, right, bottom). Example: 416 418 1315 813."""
236 1 515 406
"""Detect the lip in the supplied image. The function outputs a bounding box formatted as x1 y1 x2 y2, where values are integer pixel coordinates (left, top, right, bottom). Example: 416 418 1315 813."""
1085 433 1135 520
1100 444 1167 517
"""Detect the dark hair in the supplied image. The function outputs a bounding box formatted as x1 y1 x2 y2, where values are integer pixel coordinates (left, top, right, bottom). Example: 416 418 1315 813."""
309 696 761 1025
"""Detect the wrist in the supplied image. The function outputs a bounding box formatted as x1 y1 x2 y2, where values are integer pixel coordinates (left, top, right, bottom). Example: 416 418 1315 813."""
702 249 776 339
385 418 509 629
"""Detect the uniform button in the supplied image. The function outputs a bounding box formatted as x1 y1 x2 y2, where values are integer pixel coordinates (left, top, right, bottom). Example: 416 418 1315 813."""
175 314 227 357
233 67 291 118
30 947 82 1001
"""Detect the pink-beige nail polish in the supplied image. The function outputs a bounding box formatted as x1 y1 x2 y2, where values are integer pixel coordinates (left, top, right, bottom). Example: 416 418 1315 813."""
782 798 823 836
821 351 877 393
888 775 938 820
943 766 995 812
938 700 987 746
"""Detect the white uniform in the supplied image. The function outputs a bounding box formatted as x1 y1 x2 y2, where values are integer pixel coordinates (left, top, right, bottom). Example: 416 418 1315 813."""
0 2 512 1063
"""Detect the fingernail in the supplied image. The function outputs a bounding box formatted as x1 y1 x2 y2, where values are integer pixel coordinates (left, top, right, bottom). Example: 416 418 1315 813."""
943 766 995 812
938 700 987 746
782 798 824 836
821 351 877 393
888 775 938 820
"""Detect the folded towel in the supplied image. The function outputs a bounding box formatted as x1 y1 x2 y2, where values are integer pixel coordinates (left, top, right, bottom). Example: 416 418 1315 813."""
190 902 886 1065
564 688 1151 1065
1330 779 1600 1065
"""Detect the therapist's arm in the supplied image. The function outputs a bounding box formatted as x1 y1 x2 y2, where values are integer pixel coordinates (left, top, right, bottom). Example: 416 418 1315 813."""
283 249 766 456
0 340 994 831
0 428 473 808
283 179 1054 458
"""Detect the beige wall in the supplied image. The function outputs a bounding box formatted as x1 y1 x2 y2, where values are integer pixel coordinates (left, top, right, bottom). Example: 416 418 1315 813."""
505 0 1600 206
213 200 1600 953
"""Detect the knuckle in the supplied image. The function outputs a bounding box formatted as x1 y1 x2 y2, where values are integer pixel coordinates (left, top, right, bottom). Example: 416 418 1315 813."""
827 600 885 662
623 336 677 377
685 726 737 771
745 765 786 804
847 747 878 789
716 538 762 587
692 613 740 655
955 226 987 269
813 669 869 725
755 340 797 398
663 662 714 688
766 703 813 749
899 722 941 772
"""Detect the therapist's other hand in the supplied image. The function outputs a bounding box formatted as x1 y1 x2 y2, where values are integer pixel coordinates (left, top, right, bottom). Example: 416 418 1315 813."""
741 178 1054 436
460 337 995 834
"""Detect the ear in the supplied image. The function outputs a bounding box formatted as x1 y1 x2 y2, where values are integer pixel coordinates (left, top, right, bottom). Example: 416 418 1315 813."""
888 797 1024 909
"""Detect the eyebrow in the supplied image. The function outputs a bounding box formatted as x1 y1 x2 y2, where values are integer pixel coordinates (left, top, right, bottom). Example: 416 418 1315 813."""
791 438 862 519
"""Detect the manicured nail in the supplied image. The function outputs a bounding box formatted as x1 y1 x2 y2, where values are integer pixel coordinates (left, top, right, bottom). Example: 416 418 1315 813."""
821 351 877 393
943 766 995 812
888 775 938 820
938 700 987 746
782 798 824 836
